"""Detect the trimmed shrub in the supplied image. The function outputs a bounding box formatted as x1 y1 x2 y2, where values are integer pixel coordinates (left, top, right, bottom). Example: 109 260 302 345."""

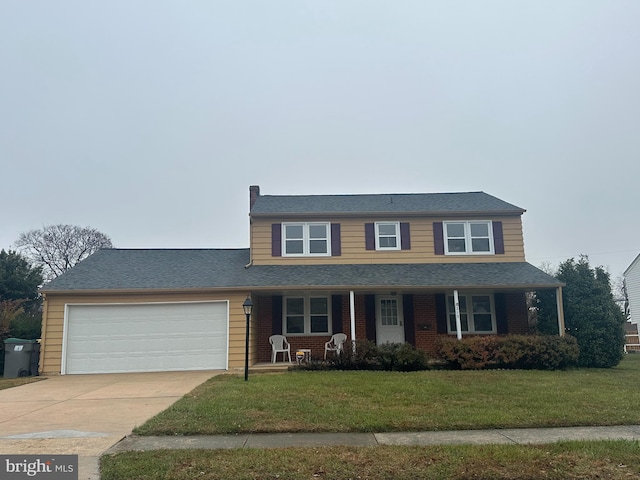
376 342 429 372
294 340 430 372
436 335 579 370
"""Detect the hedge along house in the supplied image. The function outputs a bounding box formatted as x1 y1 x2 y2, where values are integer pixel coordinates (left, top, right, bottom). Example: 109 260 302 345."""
38 186 565 375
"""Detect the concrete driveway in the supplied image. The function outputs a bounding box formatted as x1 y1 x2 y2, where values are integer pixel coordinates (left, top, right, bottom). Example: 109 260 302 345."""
0 370 221 479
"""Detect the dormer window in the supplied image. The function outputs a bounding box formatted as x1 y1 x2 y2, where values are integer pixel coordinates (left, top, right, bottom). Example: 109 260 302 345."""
283 223 331 256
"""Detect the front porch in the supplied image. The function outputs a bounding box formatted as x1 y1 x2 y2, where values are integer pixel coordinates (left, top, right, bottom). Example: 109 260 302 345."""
253 289 559 364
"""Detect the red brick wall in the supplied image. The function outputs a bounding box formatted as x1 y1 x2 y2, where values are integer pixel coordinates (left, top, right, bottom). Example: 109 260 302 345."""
504 292 529 334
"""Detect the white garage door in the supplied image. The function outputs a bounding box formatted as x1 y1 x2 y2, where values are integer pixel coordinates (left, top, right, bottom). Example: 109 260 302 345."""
63 302 228 374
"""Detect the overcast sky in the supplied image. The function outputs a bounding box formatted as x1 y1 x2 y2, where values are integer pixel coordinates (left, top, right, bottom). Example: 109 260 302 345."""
1 1 639 279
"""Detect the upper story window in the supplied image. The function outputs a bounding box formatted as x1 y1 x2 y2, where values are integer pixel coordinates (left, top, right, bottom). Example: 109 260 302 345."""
447 294 496 334
375 222 400 250
284 295 331 335
283 223 330 256
444 221 494 255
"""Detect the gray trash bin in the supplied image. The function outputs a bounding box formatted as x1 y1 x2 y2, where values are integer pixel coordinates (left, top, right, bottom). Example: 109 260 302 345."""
3 338 37 378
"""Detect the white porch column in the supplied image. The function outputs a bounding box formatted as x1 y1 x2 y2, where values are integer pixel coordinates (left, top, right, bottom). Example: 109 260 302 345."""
349 290 356 351
453 289 463 340
556 286 566 337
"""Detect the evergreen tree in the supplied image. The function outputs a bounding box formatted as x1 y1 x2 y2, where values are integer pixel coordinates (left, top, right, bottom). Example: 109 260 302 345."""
538 256 625 368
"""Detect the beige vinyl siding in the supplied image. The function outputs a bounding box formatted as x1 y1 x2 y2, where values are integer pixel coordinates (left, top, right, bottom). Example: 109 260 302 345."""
39 291 251 375
250 216 525 265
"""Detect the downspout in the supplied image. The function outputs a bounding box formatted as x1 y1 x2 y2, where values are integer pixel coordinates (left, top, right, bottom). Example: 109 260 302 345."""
349 290 356 352
453 289 463 340
556 286 565 337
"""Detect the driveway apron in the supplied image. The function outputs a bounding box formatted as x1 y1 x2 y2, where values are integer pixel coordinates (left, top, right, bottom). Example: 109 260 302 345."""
0 370 220 479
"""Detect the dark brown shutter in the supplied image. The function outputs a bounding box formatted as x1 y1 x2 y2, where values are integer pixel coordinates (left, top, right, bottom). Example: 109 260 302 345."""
433 222 444 255
272 295 283 335
365 223 375 250
331 224 341 256
435 293 448 333
331 295 343 334
365 294 376 342
402 294 415 345
492 221 505 255
272 224 282 257
400 223 411 250
494 293 508 334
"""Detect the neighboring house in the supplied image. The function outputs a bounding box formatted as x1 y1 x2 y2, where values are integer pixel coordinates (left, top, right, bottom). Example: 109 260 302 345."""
623 254 640 352
38 186 564 375
624 253 640 325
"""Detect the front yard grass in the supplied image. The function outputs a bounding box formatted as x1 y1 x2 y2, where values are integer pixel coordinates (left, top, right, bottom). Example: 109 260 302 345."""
134 355 640 435
101 440 640 480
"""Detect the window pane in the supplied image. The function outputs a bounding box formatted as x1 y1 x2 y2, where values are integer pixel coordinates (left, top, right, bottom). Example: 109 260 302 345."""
286 298 304 315
472 296 491 314
448 239 466 252
310 297 328 315
458 296 467 313
378 224 397 236
310 315 329 333
285 225 303 239
474 314 493 331
449 314 469 332
470 223 489 237
448 295 467 314
380 299 398 325
285 240 304 254
309 224 327 239
309 239 327 254
379 237 397 248
446 223 465 237
286 316 304 334
471 238 490 252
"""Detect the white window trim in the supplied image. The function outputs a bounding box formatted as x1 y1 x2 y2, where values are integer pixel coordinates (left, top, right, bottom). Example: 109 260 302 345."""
282 222 331 257
443 220 495 255
283 294 332 336
446 293 497 335
375 222 401 251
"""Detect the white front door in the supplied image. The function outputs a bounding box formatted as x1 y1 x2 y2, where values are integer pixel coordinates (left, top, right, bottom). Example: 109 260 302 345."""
376 296 405 344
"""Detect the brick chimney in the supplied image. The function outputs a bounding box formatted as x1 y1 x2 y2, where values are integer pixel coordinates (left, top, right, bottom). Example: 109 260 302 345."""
249 185 260 210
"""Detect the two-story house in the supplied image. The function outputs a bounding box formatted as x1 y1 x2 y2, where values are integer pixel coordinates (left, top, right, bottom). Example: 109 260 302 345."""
38 186 564 375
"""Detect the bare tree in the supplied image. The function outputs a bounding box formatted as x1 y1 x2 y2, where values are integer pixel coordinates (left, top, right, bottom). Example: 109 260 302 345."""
15 225 113 281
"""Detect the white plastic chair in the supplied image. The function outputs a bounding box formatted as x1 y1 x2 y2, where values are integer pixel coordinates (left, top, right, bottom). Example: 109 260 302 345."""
324 333 348 359
269 335 291 363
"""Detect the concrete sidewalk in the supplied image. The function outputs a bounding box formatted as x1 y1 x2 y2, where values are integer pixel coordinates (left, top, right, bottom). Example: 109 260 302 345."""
107 425 640 454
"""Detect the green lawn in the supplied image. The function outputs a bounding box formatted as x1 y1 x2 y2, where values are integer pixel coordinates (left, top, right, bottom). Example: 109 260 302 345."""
101 441 640 480
134 355 640 435
103 356 640 479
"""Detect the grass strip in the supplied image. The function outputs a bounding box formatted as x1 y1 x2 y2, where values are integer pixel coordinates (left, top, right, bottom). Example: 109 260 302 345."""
101 440 640 480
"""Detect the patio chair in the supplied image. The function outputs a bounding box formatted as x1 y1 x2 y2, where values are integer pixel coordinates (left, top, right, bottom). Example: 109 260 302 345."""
269 335 291 363
324 333 348 359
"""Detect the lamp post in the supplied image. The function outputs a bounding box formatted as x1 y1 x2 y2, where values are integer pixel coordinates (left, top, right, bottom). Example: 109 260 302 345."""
243 296 253 381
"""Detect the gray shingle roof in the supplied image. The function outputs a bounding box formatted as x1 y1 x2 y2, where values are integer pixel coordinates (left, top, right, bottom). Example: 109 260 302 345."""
41 249 561 292
250 191 525 216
